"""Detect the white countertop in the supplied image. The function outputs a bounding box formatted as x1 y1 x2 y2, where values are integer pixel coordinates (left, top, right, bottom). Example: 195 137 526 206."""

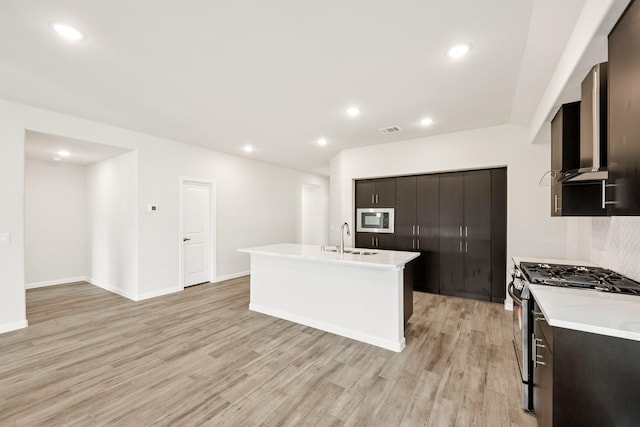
528 284 640 341
514 256 640 341
239 243 420 270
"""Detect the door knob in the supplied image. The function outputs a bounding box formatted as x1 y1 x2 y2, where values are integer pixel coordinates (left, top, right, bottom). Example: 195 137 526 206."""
183 238 191 242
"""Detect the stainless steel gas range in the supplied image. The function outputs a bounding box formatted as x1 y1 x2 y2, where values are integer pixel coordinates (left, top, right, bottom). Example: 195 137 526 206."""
508 259 640 413
508 266 533 411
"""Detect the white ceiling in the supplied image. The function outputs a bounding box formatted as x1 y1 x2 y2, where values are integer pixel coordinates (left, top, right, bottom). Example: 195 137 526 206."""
25 131 131 165
0 0 591 174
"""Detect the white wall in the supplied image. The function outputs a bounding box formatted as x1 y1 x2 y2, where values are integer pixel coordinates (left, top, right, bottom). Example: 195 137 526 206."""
0 98 328 330
592 217 640 282
301 183 328 245
25 159 86 287
0 122 26 333
330 124 590 306
134 143 328 295
86 152 139 299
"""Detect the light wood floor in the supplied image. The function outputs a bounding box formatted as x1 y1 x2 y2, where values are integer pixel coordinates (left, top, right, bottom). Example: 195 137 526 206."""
0 278 537 427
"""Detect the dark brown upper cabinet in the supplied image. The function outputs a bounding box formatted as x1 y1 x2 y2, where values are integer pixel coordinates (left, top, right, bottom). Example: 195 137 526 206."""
355 178 396 208
550 102 579 217
608 0 640 215
550 100 606 217
551 101 581 176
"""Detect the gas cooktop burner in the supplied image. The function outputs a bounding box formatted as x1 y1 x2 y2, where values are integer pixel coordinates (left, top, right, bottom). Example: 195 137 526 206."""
519 262 640 295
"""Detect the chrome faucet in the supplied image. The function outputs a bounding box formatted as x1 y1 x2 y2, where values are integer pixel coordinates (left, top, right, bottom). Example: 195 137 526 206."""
339 222 351 254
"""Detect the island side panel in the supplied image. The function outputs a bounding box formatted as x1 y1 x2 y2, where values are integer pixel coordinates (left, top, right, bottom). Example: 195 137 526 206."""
248 254 405 352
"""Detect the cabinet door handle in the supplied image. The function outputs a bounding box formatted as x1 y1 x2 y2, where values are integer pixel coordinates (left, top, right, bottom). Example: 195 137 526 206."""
417 240 420 250
371 237 374 247
412 225 415 235
375 194 379 204
464 226 468 237
465 241 468 253
416 225 420 235
532 334 544 365
554 194 558 213
371 194 375 204
459 226 463 237
376 237 379 247
412 239 415 250
459 241 462 252
604 182 618 206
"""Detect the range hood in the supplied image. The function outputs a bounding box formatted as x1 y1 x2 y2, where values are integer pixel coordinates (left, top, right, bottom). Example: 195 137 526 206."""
559 63 608 183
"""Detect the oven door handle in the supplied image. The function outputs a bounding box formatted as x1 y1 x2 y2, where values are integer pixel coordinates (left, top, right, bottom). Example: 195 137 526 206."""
508 282 522 305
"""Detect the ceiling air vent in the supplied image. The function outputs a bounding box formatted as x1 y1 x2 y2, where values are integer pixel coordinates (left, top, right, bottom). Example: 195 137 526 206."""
379 126 402 134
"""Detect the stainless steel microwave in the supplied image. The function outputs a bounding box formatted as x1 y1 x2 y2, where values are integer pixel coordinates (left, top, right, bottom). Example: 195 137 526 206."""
356 208 395 233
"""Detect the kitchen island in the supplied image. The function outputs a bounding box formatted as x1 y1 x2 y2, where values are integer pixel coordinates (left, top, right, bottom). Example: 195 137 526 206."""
238 243 420 352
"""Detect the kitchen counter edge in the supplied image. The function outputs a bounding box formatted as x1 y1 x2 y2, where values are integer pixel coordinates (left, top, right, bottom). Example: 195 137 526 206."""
239 243 420 270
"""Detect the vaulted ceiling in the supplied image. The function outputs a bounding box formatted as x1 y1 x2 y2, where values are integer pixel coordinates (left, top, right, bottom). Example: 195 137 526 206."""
0 0 624 173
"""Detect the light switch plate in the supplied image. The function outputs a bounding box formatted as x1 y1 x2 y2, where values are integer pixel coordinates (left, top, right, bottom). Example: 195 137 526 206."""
0 233 10 245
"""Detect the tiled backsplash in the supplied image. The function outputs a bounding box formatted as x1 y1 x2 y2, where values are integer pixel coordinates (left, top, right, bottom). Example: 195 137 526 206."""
592 217 640 282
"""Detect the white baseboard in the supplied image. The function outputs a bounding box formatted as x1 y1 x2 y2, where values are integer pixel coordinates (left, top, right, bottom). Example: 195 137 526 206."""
86 277 138 301
215 271 250 282
26 276 87 289
249 303 405 353
136 287 182 301
28 276 184 303
0 319 28 334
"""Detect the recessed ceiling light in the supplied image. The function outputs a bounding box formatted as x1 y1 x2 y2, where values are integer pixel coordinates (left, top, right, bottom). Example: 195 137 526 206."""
420 118 434 127
50 22 85 41
346 106 360 117
243 145 253 153
52 156 62 162
317 138 328 146
57 150 70 157
448 43 470 59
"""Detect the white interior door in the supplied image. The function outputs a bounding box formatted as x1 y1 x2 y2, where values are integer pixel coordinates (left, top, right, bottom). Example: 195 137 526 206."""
182 181 211 287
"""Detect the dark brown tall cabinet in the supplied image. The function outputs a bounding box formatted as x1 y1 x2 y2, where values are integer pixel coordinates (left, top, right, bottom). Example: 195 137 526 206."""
439 169 505 301
354 167 506 303
395 175 440 293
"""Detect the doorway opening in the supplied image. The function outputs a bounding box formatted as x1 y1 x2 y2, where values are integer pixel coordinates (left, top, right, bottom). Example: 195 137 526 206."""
24 130 136 323
301 183 327 245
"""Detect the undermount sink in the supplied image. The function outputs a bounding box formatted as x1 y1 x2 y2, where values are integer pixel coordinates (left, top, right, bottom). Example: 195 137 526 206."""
346 250 377 255
322 247 377 255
